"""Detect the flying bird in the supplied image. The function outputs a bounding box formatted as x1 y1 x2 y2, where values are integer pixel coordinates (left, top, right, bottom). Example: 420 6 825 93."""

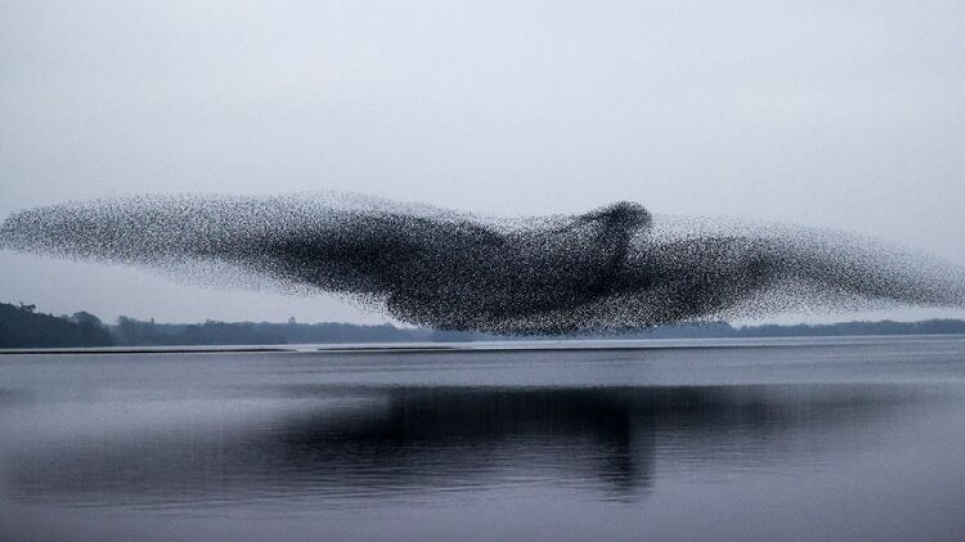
2 193 963 334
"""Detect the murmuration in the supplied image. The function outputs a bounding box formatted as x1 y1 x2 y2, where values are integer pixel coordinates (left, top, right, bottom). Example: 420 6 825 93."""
2 193 964 335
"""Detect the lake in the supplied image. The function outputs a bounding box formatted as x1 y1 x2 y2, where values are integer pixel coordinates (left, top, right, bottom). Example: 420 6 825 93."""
2 336 965 541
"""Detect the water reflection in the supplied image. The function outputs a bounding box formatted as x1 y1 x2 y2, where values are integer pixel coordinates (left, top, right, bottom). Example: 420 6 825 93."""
1 383 926 510
273 387 656 501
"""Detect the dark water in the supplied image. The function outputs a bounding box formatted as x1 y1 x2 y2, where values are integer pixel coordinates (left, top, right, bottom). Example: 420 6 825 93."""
2 337 965 541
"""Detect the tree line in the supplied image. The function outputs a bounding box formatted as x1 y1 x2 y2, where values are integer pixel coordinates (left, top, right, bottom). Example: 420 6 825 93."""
3 301 965 349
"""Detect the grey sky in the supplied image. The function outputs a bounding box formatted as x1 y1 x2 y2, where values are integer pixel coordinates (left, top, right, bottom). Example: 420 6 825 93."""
2 0 964 324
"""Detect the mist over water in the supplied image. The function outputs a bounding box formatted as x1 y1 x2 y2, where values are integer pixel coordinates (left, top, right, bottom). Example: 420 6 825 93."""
3 337 965 541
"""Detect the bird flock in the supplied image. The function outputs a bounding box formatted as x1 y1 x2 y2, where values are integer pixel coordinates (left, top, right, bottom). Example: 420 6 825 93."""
2 192 963 335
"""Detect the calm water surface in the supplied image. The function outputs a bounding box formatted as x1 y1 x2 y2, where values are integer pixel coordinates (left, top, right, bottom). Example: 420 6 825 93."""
2 336 965 541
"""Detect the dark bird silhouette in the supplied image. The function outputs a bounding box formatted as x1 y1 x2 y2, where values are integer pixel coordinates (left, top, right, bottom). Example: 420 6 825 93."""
2 193 963 334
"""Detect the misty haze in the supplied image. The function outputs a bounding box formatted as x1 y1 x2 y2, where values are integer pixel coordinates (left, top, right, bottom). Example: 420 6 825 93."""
3 1 965 541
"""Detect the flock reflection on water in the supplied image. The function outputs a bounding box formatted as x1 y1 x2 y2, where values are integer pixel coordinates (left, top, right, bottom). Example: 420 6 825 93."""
3 382 923 509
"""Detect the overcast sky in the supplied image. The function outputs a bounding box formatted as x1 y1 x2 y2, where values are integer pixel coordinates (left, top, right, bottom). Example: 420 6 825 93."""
2 0 964 324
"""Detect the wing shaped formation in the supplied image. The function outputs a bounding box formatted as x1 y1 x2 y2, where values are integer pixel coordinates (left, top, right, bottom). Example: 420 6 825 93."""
2 193 963 334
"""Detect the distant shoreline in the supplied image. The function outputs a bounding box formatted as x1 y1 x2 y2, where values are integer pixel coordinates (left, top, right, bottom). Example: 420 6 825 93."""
4 333 964 355
5 301 965 351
